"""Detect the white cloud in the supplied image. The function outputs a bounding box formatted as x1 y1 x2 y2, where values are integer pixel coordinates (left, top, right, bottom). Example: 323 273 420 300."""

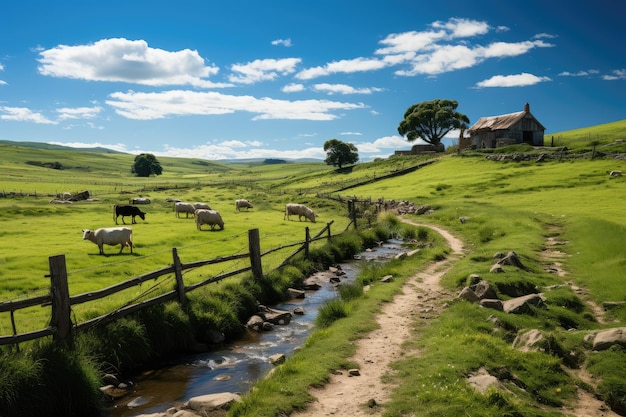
558 69 599 77
57 106 103 120
602 69 626 80
105 89 365 121
475 73 552 87
49 141 129 152
355 135 410 153
38 38 230 88
271 38 293 47
228 58 301 84
431 17 490 38
533 33 557 39
340 132 362 136
312 83 383 95
153 143 327 160
0 106 57 124
296 57 388 80
397 39 553 76
282 83 305 93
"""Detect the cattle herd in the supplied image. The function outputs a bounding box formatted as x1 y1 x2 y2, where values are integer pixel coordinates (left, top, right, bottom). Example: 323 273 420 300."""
82 199 317 255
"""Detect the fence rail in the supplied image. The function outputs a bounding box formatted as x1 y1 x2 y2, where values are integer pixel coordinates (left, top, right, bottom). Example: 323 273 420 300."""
0 222 336 348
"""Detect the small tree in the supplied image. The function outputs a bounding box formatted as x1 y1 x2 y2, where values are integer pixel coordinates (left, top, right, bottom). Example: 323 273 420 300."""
132 153 163 177
323 139 359 169
398 99 469 149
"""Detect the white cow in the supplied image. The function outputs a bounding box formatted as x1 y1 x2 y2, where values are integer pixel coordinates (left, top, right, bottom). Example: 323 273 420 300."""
82 227 133 255
195 209 224 230
193 202 212 210
235 199 254 211
175 202 196 218
284 203 317 223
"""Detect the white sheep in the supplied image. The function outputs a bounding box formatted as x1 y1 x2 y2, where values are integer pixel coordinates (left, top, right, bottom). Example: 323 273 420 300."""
175 202 196 218
82 227 133 255
608 170 623 177
195 209 224 230
235 199 254 211
193 202 212 210
284 203 317 223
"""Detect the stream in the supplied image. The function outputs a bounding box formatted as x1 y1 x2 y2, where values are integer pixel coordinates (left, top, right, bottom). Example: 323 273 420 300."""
105 239 406 417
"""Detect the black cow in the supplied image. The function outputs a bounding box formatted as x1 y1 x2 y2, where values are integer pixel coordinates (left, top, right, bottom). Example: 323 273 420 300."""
114 205 146 224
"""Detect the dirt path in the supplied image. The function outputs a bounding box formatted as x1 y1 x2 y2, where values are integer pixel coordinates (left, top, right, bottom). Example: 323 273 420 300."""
292 221 465 417
292 221 620 417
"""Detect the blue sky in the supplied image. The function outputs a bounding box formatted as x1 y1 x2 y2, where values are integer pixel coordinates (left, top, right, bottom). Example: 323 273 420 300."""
1 0 625 161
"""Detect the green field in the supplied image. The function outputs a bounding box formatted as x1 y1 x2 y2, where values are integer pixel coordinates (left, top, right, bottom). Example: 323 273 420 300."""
1 119 626 417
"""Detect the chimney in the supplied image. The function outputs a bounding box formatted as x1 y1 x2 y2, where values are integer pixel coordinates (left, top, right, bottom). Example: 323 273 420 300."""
524 103 530 112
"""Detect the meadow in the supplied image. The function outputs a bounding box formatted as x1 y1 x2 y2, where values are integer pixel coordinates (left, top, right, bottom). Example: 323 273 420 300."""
1 118 626 417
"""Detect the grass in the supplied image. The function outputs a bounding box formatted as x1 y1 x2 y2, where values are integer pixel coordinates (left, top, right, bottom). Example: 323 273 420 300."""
1 119 626 416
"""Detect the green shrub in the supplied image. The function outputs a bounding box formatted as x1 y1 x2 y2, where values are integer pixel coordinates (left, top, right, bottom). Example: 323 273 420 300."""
0 341 101 417
316 299 349 328
338 282 363 301
84 318 152 373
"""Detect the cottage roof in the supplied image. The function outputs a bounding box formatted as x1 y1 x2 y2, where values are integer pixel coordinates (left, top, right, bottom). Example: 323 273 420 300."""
467 103 545 133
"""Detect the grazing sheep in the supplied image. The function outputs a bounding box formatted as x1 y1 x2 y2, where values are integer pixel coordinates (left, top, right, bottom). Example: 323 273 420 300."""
114 205 146 225
236 199 254 211
82 227 133 255
284 203 317 223
608 170 623 177
193 202 212 210
175 202 196 218
195 209 224 230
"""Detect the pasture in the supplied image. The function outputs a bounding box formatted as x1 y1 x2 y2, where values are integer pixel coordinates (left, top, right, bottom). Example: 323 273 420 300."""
2 119 626 417
0 149 355 337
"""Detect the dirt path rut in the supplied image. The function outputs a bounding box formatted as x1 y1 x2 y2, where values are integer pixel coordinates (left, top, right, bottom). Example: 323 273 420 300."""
292 221 464 416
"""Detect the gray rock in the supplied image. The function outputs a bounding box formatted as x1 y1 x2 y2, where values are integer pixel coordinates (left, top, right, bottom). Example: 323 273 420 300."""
479 299 503 311
458 287 479 303
503 293 546 314
186 392 242 412
592 327 626 351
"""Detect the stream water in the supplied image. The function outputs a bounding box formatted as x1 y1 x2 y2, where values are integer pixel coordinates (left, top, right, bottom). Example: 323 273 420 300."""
105 240 406 417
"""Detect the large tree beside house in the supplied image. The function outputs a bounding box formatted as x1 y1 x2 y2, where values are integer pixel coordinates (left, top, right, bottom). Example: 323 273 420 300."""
398 99 469 149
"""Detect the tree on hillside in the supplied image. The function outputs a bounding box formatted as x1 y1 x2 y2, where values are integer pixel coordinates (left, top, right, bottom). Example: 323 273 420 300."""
398 99 469 149
132 153 163 177
323 139 359 169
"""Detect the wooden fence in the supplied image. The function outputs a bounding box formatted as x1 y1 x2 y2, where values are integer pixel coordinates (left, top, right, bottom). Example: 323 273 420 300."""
0 222 335 348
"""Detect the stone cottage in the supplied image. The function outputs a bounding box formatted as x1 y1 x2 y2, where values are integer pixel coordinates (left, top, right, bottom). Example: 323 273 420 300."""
463 103 545 149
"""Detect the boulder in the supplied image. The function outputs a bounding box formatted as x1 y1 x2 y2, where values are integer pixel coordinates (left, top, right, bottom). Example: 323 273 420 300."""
270 353 286 365
592 327 626 351
187 392 242 412
287 288 305 299
246 315 264 332
512 329 545 352
503 294 546 314
458 287 479 303
467 367 503 394
471 280 498 300
489 264 505 273
479 299 503 311
497 251 528 270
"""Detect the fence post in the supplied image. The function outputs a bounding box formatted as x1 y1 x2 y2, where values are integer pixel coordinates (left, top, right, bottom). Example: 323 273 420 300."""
172 248 185 305
248 229 263 281
49 255 72 347
327 222 332 242
304 227 310 259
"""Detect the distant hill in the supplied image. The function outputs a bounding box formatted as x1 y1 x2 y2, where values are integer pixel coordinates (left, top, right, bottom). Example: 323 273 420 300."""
0 140 126 154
